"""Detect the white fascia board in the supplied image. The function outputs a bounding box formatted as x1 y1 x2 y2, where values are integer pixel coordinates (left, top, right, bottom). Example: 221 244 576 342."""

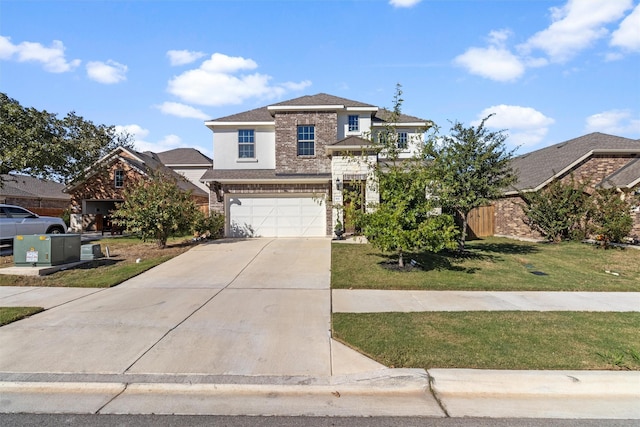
205 121 274 127
346 106 378 112
209 178 330 184
325 145 379 155
371 122 427 127
267 105 344 112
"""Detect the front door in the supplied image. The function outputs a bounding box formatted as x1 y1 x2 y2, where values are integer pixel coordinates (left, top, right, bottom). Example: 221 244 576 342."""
343 181 366 234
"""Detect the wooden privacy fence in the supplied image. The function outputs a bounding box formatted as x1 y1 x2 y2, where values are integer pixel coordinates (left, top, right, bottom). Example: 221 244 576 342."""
466 205 495 238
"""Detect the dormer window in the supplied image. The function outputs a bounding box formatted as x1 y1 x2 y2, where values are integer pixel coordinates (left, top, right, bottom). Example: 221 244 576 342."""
348 115 359 132
114 169 124 188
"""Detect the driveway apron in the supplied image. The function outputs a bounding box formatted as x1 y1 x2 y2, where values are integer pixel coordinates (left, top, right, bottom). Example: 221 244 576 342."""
0 238 332 377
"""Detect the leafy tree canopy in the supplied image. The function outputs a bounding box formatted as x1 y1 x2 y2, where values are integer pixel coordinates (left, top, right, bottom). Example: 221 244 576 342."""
424 116 516 251
360 84 458 266
0 92 133 185
111 171 200 248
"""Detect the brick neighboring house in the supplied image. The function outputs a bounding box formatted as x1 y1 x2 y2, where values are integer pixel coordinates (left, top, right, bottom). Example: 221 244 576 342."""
146 148 212 194
64 147 209 233
0 174 70 216
495 132 640 241
201 93 429 237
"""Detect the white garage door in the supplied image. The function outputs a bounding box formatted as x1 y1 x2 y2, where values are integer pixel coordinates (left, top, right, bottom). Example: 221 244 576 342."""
228 196 327 237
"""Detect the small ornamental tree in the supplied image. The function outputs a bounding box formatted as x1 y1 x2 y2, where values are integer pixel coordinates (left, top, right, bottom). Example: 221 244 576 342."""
520 177 590 242
361 84 458 266
424 116 516 251
111 171 199 248
588 188 633 247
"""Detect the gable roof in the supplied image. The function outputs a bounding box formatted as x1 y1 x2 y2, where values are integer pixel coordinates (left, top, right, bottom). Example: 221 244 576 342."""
599 157 640 189
149 148 212 166
268 93 377 109
509 132 640 193
0 174 69 201
64 146 208 197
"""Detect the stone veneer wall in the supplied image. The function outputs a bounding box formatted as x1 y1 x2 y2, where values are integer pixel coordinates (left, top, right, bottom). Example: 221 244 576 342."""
274 111 336 174
495 155 640 240
209 183 332 235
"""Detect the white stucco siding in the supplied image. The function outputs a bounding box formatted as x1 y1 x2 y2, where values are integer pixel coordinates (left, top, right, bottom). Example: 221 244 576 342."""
172 168 210 192
213 126 276 169
337 113 372 140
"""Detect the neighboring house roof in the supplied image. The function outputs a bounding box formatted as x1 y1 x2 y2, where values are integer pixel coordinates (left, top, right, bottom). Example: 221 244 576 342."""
149 148 212 166
599 157 640 189
201 168 330 183
508 132 640 194
0 174 69 201
64 147 208 197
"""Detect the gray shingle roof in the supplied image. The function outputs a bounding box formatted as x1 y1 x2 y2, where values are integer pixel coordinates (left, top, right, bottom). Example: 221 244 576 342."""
152 148 212 165
1 174 69 201
209 94 429 125
269 93 377 108
599 157 640 189
201 169 330 182
330 136 376 147
510 132 640 192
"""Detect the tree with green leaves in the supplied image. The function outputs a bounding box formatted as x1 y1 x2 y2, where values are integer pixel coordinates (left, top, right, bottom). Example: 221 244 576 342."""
360 84 458 267
424 116 516 251
520 177 590 242
0 92 132 185
111 171 200 248
588 188 633 247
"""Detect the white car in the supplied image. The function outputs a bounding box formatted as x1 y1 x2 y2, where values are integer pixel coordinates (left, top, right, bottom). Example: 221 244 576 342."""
0 204 67 243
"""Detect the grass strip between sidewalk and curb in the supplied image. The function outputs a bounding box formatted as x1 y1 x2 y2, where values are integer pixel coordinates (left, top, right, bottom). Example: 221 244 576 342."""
332 311 640 371
0 307 44 326
332 237 640 291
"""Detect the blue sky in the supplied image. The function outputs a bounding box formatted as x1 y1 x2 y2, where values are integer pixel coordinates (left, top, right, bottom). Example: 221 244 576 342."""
1 0 639 159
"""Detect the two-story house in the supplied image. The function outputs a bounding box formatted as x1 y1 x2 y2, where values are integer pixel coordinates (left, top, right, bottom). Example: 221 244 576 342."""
201 93 429 237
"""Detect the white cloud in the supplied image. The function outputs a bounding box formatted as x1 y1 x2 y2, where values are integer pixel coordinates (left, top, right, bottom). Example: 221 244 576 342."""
115 124 149 141
454 29 525 82
610 4 640 52
155 102 209 120
0 35 80 72
86 60 128 84
585 110 640 135
389 0 422 8
519 0 633 63
473 105 555 149
167 49 206 66
167 52 311 106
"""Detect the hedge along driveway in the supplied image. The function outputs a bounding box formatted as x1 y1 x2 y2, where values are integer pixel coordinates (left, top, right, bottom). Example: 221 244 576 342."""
331 237 640 292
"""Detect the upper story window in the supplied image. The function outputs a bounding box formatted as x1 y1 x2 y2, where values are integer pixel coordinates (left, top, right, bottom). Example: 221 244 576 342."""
297 125 315 156
348 115 359 132
398 132 408 149
238 129 255 158
114 169 124 188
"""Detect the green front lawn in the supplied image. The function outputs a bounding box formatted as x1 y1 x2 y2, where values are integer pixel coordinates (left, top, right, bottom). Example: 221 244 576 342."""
332 237 640 291
333 312 640 370
0 307 43 326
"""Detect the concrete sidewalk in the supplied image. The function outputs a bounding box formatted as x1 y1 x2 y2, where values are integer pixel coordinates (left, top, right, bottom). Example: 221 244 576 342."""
1 238 639 418
333 289 640 312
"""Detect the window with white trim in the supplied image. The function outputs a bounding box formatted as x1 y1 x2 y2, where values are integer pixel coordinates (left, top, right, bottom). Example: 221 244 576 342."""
348 115 359 132
114 169 124 188
398 132 408 149
297 125 315 156
238 129 255 158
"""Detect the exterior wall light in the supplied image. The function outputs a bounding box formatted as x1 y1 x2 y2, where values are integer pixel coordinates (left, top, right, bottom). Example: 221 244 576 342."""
336 177 343 191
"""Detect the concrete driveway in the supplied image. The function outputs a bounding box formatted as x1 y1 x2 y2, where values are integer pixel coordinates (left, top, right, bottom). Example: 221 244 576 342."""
0 238 379 377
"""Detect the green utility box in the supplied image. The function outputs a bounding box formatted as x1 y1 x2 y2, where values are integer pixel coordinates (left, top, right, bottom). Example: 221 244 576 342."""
81 243 103 260
13 234 81 267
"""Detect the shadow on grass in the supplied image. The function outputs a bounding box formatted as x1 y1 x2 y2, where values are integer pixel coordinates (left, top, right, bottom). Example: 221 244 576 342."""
376 239 540 273
73 258 123 269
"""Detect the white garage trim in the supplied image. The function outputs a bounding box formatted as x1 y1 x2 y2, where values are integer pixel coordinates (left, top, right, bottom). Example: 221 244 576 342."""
226 194 327 237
